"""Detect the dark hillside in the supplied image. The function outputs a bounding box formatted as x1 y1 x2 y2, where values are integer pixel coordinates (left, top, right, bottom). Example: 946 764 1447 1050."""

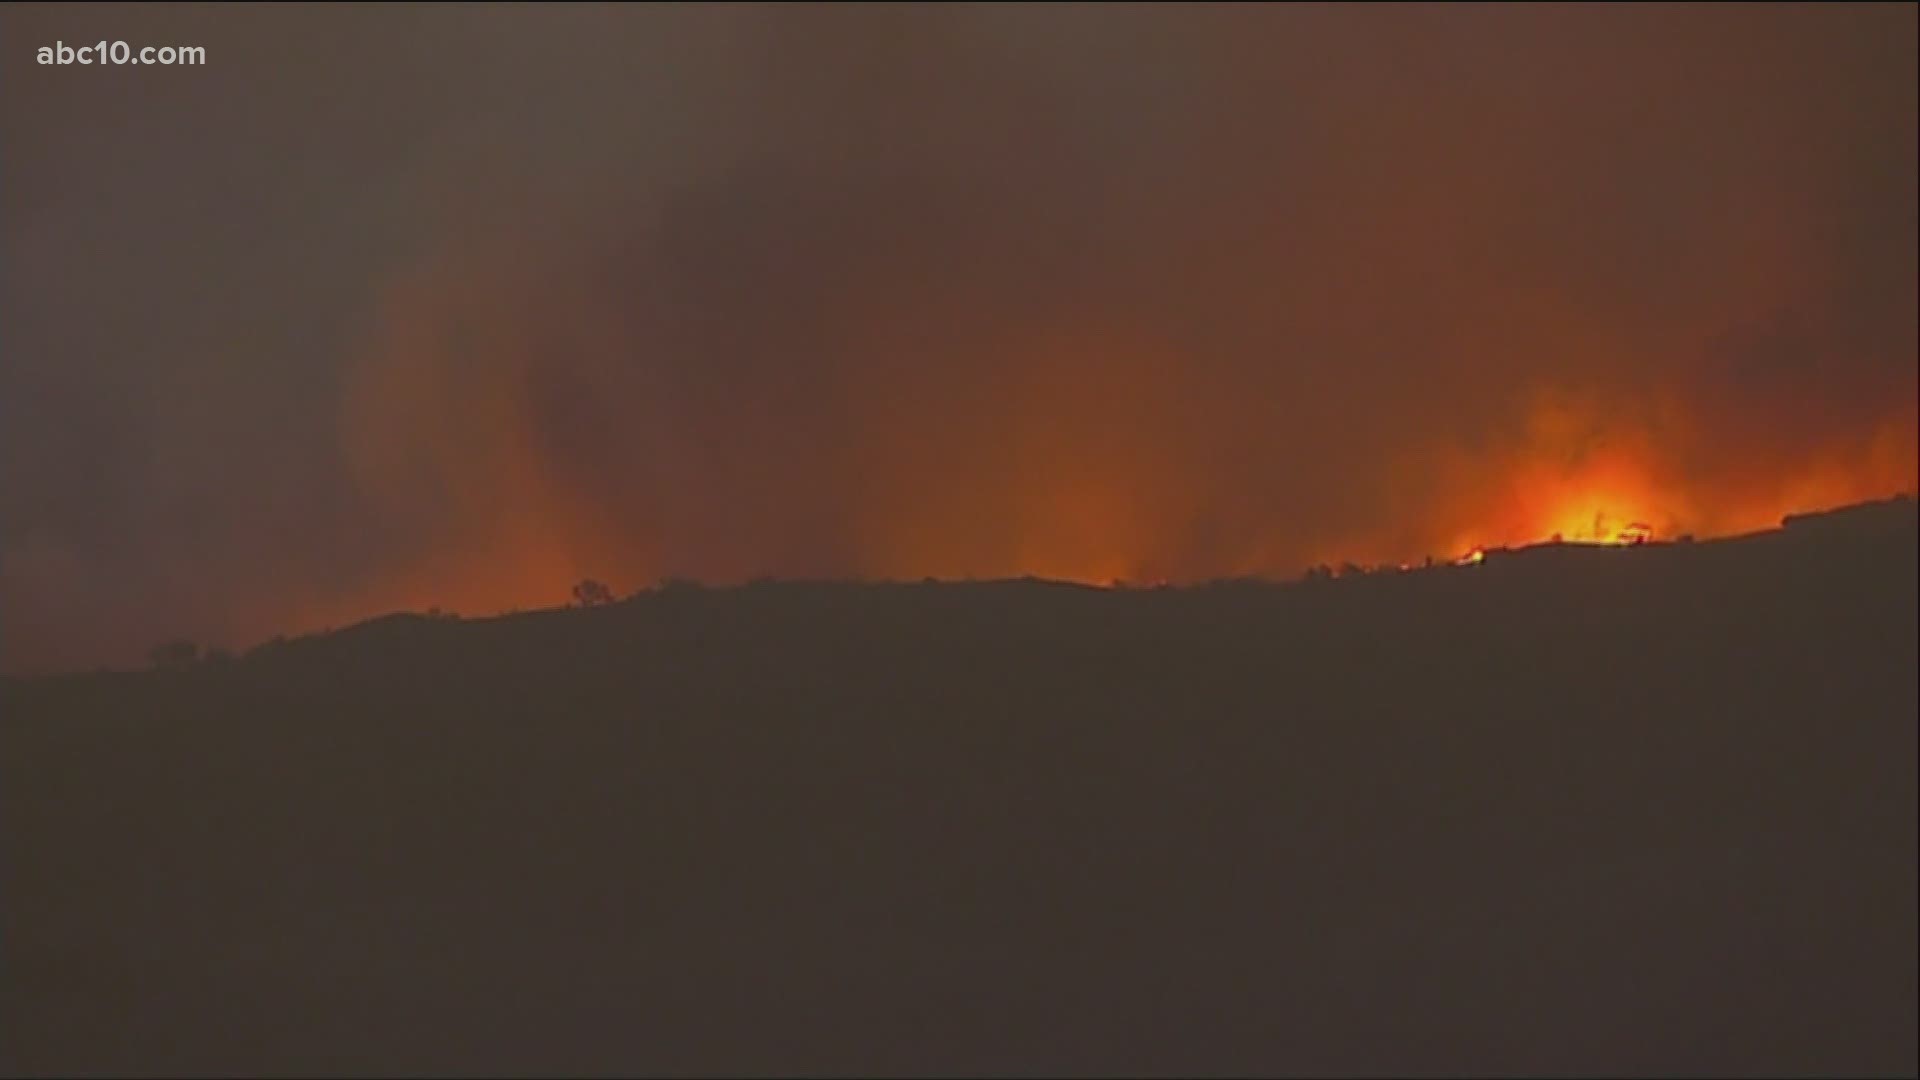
4 499 1915 1076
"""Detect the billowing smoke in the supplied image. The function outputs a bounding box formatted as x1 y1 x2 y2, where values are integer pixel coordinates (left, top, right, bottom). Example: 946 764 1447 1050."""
4 5 1914 671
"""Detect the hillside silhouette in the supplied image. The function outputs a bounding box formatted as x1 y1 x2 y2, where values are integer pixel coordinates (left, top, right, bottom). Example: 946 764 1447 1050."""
3 498 1915 1076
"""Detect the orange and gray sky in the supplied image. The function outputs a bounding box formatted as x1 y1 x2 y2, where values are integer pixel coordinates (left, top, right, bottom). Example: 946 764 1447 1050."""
3 4 1915 672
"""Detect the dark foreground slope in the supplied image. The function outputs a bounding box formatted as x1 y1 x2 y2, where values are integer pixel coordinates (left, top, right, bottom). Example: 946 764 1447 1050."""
4 500 1916 1077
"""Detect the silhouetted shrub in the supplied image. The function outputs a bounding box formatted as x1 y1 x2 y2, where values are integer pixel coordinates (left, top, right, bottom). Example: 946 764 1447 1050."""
572 579 615 607
204 647 234 664
658 576 702 594
149 639 199 669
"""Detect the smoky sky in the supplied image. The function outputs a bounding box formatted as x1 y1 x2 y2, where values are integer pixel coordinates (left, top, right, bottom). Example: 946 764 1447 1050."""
4 4 1916 673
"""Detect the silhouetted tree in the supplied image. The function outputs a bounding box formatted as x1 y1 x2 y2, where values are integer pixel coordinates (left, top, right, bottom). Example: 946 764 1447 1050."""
572 579 615 607
149 639 199 669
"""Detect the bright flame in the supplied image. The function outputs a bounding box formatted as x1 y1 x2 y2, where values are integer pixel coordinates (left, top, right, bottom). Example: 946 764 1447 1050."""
1543 505 1658 545
1415 393 1917 568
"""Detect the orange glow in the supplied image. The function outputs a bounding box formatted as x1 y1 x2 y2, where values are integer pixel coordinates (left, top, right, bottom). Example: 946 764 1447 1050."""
287 415 1914 639
311 338 1914 629
271 230 1918 646
1333 392 1915 571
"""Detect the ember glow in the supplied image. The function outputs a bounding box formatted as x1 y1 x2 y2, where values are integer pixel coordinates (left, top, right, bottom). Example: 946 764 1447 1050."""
3 5 1915 673
1456 458 1683 555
